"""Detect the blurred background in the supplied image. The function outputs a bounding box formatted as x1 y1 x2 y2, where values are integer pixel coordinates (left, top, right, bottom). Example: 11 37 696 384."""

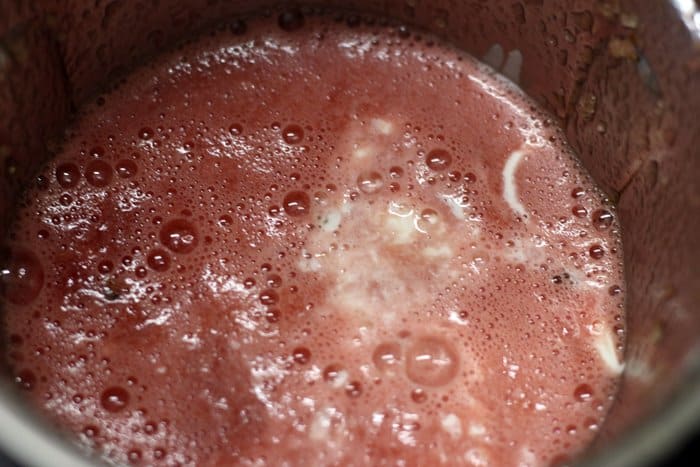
1 439 698 467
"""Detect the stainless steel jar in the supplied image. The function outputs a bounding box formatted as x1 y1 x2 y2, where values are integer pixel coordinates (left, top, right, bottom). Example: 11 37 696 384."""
1 1 699 466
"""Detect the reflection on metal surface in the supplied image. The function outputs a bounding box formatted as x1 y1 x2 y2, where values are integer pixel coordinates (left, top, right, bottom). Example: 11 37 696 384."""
671 0 700 42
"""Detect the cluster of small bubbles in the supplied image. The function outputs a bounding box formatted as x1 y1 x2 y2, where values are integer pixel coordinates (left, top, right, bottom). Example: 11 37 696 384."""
1 11 627 465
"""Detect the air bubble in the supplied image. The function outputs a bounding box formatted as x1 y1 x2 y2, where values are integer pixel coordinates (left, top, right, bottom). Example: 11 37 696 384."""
389 166 404 178
420 208 439 226
265 309 281 323
574 384 593 402
15 369 36 391
323 364 343 382
218 215 233 227
116 160 138 178
283 191 311 217
345 381 363 398
59 193 73 206
100 386 130 412
127 449 142 463
89 147 105 158
98 260 113 274
266 274 282 288
83 425 99 438
282 124 304 144
147 249 171 272
372 342 402 371
144 422 158 435
1 248 44 305
159 219 198 254
571 206 587 218
259 289 279 305
278 9 304 31
36 174 49 190
229 19 247 35
357 171 383 194
411 388 427 403
405 336 459 387
85 160 113 187
592 209 614 230
426 149 452 171
138 127 154 140
55 163 80 188
588 244 605 259
292 347 311 364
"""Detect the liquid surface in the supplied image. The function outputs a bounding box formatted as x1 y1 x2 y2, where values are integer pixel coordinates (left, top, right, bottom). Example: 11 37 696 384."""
1 11 626 467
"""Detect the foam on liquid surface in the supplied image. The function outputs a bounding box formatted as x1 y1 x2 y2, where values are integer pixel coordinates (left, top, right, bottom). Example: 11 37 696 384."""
1 11 626 467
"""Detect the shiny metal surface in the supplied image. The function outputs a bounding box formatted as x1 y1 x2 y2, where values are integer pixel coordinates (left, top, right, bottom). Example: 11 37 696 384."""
1 1 699 466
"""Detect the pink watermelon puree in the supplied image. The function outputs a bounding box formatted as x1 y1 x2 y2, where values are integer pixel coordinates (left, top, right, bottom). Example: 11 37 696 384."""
1 10 625 467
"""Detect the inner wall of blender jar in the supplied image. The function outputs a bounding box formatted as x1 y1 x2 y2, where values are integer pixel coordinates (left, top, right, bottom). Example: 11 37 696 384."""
1 0 699 464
